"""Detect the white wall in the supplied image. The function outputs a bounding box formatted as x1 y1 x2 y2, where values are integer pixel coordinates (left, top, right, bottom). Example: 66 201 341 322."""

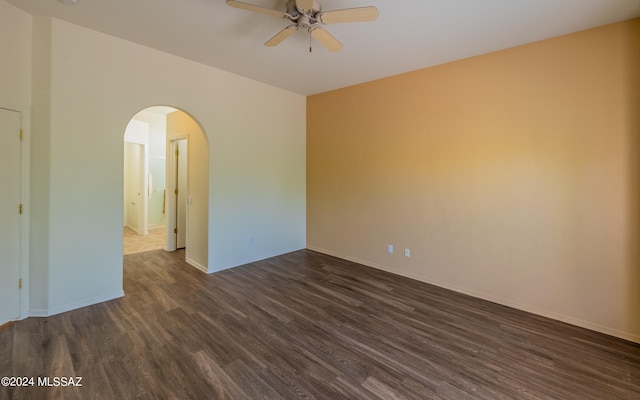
30 17 306 315
132 109 168 227
133 110 167 159
30 16 52 315
123 119 149 230
0 0 31 108
0 0 32 318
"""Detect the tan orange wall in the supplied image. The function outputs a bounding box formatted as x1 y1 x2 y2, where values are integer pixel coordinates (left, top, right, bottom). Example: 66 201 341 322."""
307 19 640 342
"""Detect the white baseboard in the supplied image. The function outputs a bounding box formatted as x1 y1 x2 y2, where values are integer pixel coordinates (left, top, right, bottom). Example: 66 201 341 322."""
208 246 306 273
306 246 640 344
29 308 49 318
30 290 125 318
186 257 208 273
125 224 139 234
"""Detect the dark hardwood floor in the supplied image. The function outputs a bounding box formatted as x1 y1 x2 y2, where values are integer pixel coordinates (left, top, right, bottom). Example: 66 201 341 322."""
1 249 639 399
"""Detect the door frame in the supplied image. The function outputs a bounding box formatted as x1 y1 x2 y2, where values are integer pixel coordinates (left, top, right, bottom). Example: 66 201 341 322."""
0 103 30 321
166 137 188 252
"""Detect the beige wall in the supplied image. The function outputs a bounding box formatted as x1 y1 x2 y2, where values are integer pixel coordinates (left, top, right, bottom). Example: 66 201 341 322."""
166 110 209 270
308 19 640 342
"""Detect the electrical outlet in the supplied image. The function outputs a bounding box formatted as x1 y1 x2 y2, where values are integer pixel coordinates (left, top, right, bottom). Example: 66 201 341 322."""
388 244 394 254
404 248 411 257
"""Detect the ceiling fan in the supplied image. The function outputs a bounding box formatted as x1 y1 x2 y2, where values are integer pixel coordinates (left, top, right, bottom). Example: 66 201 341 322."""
226 0 379 52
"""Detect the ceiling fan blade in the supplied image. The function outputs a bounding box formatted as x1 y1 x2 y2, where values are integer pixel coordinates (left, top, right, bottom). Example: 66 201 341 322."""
318 6 379 24
264 25 299 47
226 0 285 18
310 27 343 52
295 0 315 12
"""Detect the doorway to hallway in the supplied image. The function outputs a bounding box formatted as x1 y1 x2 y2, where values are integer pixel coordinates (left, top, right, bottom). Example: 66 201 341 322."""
123 106 174 254
122 106 209 272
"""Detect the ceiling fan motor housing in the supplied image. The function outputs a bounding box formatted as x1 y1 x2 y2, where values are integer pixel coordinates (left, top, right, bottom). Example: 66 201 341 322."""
286 0 321 18
286 0 323 30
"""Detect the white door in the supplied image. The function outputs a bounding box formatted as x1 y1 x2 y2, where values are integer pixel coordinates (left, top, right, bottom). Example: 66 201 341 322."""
176 139 187 249
0 108 22 325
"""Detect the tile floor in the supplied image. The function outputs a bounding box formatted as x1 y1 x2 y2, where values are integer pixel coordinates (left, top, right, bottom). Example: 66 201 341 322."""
123 226 166 255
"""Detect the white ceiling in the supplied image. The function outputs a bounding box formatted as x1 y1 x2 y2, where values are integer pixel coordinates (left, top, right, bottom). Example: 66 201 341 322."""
8 0 640 95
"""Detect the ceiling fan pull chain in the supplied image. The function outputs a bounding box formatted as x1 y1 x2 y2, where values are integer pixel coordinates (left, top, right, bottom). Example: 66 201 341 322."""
309 32 312 53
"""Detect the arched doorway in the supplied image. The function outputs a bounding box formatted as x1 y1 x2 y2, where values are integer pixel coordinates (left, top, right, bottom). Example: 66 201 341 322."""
123 106 209 271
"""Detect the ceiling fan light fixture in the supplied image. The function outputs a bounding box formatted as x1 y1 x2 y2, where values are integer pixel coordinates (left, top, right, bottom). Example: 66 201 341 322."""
226 0 378 52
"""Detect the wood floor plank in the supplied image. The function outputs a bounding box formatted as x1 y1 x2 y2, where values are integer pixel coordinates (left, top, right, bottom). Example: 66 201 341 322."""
193 350 251 400
1 249 639 399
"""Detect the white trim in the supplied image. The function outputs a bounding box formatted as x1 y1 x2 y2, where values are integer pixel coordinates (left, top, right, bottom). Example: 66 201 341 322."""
28 308 49 318
35 290 125 317
306 246 640 344
125 223 140 234
207 246 305 273
185 257 207 273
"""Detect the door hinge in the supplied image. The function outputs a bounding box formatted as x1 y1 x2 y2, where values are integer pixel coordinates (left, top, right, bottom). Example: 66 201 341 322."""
175 149 179 156
174 189 178 195
18 278 22 289
174 228 178 234
20 129 24 140
19 204 23 214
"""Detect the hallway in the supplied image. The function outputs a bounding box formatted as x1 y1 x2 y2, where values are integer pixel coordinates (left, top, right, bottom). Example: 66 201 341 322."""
123 227 165 255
